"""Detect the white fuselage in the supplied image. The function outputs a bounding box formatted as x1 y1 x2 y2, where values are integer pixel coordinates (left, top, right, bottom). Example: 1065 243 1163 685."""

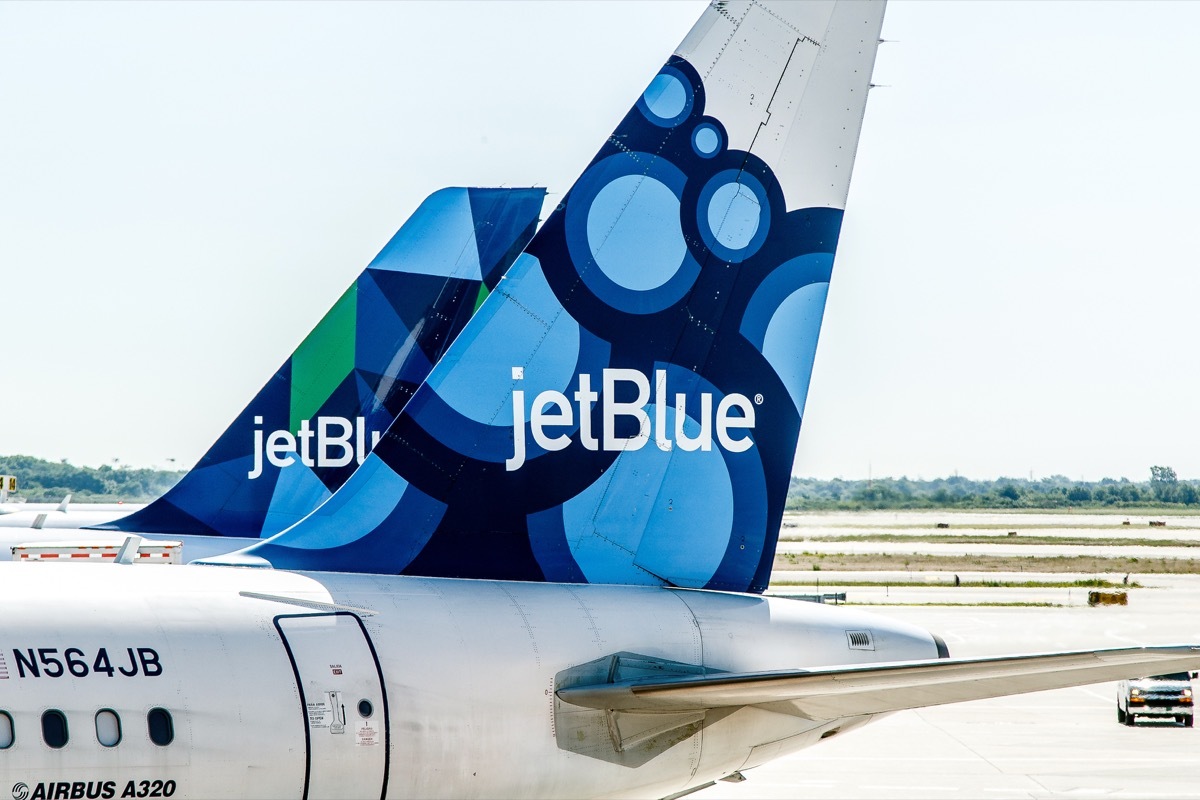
0 564 939 799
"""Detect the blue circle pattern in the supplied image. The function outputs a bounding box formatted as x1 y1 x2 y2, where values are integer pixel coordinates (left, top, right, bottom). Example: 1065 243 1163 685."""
698 170 772 262
565 152 701 315
692 123 721 157
709 182 760 249
369 58 845 595
637 67 694 128
586 174 688 292
557 363 741 587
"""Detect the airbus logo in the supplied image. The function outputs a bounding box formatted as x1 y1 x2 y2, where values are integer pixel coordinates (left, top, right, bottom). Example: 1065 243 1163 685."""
248 416 382 479
507 367 757 471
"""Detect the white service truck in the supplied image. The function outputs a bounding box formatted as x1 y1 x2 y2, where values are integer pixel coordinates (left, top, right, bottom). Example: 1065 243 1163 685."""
1117 672 1195 726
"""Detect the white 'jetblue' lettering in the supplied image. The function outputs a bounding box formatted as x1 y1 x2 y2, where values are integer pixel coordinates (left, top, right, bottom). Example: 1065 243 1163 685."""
506 368 756 471
247 416 382 479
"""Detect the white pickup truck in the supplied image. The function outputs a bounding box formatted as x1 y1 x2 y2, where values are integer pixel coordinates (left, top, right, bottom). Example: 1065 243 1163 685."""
1117 672 1195 727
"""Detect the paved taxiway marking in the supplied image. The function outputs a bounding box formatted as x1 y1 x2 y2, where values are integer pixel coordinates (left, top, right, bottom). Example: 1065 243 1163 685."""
917 707 1007 780
1075 686 1111 703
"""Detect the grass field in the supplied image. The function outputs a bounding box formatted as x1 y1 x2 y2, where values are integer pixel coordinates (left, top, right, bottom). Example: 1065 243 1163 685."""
768 578 1139 589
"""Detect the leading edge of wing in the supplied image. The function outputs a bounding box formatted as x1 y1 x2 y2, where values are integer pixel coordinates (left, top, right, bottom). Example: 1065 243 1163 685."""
556 645 1200 720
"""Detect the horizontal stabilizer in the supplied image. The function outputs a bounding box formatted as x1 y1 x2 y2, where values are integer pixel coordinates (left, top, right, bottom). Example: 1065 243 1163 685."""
556 645 1200 720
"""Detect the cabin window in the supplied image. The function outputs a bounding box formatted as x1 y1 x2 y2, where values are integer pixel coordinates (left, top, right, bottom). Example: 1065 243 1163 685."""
358 699 373 719
0 711 13 749
147 708 173 746
95 709 121 747
41 710 68 749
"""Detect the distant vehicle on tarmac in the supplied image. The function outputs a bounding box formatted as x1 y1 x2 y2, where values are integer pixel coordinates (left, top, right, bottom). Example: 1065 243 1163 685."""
1118 672 1195 726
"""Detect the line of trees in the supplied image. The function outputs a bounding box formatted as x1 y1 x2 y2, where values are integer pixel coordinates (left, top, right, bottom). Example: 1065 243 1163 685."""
0 455 184 503
787 467 1200 511
4 453 1197 511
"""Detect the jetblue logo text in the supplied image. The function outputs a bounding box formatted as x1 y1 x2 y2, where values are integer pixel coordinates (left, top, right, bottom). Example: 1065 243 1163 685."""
507 368 757 471
248 416 382 479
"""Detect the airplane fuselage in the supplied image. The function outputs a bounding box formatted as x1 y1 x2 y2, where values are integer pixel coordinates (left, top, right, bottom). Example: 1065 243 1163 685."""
0 564 939 799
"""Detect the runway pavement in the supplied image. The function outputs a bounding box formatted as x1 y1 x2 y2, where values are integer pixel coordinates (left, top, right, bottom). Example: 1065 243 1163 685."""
777 540 1200 559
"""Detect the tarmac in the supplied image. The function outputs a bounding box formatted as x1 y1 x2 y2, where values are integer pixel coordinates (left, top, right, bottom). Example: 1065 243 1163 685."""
777 540 1200 559
698 515 1200 799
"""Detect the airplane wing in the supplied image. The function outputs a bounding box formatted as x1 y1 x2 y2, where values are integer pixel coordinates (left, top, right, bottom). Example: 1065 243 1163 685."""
556 646 1200 720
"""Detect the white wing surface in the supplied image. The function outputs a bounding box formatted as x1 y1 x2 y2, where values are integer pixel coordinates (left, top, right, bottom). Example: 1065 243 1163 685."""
557 645 1200 720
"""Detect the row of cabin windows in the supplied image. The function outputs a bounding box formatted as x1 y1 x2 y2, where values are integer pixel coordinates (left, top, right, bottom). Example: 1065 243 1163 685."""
0 708 173 749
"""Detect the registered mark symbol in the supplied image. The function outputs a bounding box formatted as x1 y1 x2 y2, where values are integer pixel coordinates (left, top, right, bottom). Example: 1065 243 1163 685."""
754 394 763 405
13 783 29 800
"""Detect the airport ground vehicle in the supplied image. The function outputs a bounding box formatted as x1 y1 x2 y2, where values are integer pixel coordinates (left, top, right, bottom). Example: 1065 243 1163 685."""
1117 672 1195 726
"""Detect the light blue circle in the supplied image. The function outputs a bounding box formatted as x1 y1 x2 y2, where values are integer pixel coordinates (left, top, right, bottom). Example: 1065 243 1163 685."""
763 282 829 417
707 182 762 250
586 175 686 291
562 403 733 587
643 74 687 121
693 126 720 155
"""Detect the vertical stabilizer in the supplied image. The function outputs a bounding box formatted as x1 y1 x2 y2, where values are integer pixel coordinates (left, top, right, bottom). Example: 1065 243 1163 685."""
221 0 885 593
94 188 544 538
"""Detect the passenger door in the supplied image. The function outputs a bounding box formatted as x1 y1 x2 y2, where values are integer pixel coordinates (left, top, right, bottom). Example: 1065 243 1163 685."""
275 612 389 800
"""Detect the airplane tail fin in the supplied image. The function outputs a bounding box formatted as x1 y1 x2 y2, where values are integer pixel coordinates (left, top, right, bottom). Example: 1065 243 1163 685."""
93 187 544 538
213 0 885 593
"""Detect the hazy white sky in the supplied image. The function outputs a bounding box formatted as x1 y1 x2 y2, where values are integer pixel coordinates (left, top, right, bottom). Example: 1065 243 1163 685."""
2 1 1199 482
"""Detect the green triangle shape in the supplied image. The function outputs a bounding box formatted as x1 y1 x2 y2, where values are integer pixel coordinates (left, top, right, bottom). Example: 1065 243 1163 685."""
473 282 490 314
290 284 357 431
